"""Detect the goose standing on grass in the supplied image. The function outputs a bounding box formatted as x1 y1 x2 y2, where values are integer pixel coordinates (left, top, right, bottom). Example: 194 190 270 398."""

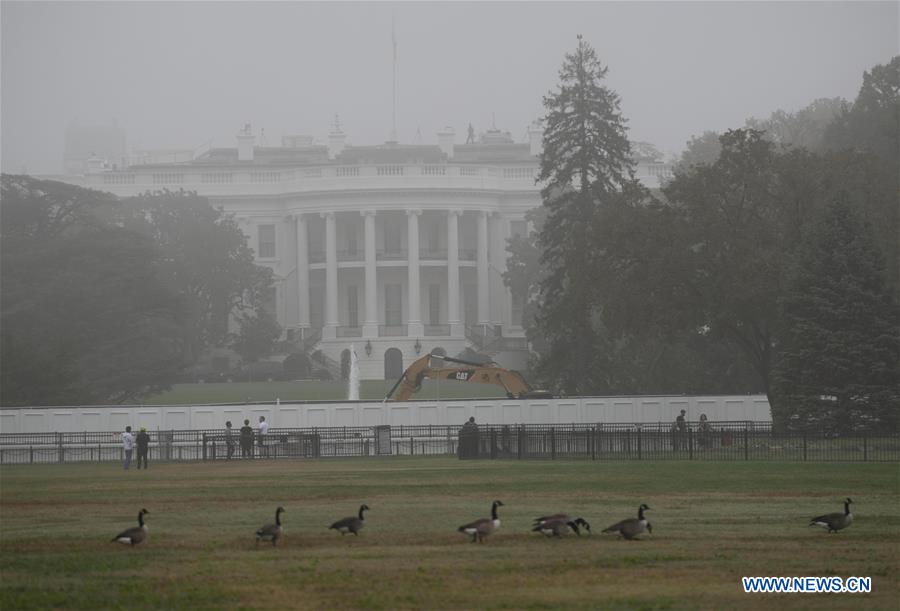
532 517 591 537
256 506 285 546
458 500 504 543
112 508 149 546
330 504 369 536
602 503 652 540
810 498 853 533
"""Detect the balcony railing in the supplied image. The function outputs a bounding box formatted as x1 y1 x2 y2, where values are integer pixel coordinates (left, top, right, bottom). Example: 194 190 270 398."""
337 326 362 338
419 248 448 260
379 324 408 337
376 249 407 261
424 324 451 337
337 250 363 262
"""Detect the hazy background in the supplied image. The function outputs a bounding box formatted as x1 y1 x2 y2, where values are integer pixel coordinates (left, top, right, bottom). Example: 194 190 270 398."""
2 1 898 174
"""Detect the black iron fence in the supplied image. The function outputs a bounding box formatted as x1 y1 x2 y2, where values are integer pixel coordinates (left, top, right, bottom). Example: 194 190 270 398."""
0 422 897 465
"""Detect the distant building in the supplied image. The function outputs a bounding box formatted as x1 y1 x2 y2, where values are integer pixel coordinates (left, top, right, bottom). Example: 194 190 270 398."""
63 122 127 174
55 121 672 380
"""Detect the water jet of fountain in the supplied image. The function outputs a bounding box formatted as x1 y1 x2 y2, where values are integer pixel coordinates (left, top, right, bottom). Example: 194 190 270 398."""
348 344 360 400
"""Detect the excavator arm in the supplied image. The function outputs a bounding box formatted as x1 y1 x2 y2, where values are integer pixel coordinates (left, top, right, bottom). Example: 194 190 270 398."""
384 353 538 402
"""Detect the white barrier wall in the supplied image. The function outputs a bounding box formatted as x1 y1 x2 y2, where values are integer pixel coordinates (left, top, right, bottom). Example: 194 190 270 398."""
0 396 771 434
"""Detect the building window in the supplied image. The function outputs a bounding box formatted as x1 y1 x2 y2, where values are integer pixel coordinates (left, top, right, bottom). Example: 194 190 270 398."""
463 284 477 325
385 284 402 327
429 284 441 326
258 225 276 258
384 221 402 257
347 285 359 328
345 222 358 257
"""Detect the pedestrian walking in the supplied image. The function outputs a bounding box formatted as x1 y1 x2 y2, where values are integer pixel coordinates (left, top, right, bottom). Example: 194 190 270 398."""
225 421 235 460
258 416 269 458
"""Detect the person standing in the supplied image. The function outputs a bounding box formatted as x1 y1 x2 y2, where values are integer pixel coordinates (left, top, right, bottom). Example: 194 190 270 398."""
122 426 134 470
675 409 687 451
224 421 235 460
239 419 253 459
257 416 269 458
135 427 150 469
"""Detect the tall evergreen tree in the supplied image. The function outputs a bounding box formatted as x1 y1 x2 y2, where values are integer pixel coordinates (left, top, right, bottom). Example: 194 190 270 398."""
773 198 900 432
533 36 648 395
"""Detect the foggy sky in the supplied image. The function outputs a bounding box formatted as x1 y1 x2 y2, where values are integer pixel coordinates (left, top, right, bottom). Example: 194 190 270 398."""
2 1 898 175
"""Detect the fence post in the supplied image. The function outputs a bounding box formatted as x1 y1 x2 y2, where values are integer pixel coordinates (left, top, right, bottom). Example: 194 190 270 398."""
802 434 807 462
688 428 693 460
490 429 497 459
57 433 64 464
863 434 868 462
743 425 749 461
202 433 208 461
591 427 596 461
29 445 33 464
517 426 524 460
410 437 414 456
550 428 556 460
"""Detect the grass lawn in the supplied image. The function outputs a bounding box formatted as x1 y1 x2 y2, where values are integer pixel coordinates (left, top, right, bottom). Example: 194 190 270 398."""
1 458 897 610
137 379 506 405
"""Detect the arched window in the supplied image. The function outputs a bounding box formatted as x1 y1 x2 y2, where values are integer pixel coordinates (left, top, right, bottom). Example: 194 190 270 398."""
384 347 403 380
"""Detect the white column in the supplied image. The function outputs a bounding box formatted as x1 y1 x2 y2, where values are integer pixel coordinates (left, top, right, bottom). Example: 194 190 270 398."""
295 214 310 330
447 209 463 337
322 211 338 339
406 209 423 337
477 210 490 325
362 210 378 338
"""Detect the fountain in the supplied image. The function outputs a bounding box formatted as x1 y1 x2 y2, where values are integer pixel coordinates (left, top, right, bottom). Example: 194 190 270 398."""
348 344 360 400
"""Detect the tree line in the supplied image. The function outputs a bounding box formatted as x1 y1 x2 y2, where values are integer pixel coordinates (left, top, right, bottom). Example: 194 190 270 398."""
506 40 898 432
0 181 280 406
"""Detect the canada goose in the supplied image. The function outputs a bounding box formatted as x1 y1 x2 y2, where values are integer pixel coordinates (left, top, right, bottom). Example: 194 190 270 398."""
602 503 651 540
810 498 853 533
458 500 504 543
532 517 591 537
534 514 592 531
112 508 149 546
330 504 369 535
533 513 571 526
256 506 285 546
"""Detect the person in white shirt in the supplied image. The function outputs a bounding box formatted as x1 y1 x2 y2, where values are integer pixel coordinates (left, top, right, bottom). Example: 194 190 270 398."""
257 416 269 458
122 426 134 470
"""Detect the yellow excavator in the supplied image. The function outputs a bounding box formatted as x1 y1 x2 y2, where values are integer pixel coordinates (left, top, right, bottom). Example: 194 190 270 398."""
384 352 552 402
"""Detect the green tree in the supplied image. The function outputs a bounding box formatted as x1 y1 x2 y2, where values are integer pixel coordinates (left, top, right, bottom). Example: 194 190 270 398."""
532 36 651 395
231 310 282 365
745 97 845 152
772 199 900 432
118 190 276 363
1 175 187 406
824 57 900 299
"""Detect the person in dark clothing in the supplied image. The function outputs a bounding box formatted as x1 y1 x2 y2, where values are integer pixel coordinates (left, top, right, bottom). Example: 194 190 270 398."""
136 427 150 469
458 416 479 459
674 409 687 451
239 419 254 458
225 421 235 460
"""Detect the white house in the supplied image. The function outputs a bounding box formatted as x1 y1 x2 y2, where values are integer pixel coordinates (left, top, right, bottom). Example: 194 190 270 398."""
55 121 672 380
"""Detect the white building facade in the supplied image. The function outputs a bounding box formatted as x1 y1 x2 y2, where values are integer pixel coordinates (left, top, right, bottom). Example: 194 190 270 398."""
63 123 672 380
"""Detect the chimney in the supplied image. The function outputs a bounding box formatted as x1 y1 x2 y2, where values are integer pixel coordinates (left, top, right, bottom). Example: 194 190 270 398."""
237 122 255 161
437 127 455 159
528 120 544 157
328 123 346 160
